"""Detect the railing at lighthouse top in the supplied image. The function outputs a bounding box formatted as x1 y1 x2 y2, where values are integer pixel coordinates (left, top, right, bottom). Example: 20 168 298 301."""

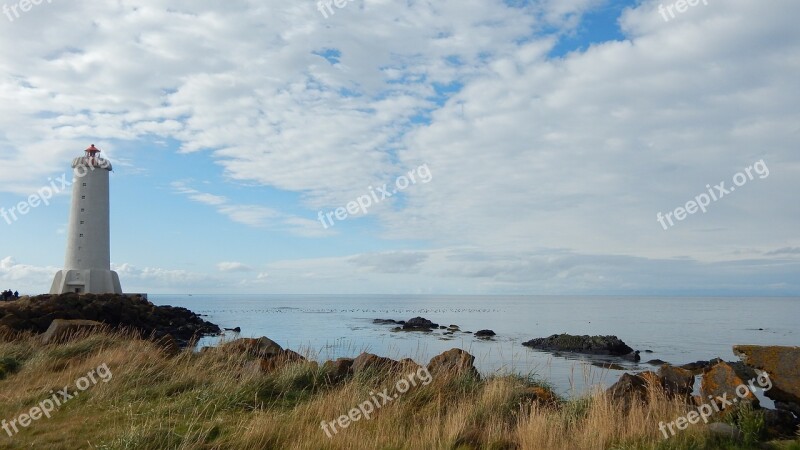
73 144 113 171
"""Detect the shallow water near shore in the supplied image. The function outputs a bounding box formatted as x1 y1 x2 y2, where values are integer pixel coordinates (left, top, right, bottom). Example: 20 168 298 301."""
151 295 800 398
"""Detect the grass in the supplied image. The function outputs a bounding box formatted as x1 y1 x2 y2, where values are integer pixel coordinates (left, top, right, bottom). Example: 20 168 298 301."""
0 330 796 449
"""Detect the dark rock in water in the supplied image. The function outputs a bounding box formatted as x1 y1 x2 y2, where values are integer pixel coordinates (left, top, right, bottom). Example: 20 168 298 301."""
646 359 667 366
402 317 439 331
448 325 460 330
373 319 403 325
439 325 447 329
522 334 634 356
224 327 242 333
679 358 723 374
621 351 640 362
475 330 496 337
643 350 654 353
0 293 220 348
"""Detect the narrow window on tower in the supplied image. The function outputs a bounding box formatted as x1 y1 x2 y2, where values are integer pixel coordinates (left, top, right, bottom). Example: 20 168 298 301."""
81 195 86 199
82 183 87 187
79 233 84 237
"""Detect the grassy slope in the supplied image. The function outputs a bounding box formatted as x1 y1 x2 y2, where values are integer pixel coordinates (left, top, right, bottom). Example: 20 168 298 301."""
0 331 798 450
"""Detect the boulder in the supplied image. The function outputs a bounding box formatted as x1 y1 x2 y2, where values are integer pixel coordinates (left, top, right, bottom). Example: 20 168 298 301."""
646 359 667 366
680 358 723 375
763 408 800 438
427 349 480 380
40 319 104 344
701 361 758 410
522 334 634 356
621 351 641 362
222 337 283 359
475 330 496 338
281 349 306 362
403 317 438 331
657 365 695 399
322 358 354 383
373 319 403 325
244 349 308 375
733 345 800 408
607 372 662 406
352 353 399 374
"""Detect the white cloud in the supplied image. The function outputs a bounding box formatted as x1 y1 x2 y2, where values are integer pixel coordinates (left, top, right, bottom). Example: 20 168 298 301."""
170 181 332 235
0 0 798 293
216 261 253 273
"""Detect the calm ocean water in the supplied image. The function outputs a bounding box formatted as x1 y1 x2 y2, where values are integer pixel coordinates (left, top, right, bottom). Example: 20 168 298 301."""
150 295 799 397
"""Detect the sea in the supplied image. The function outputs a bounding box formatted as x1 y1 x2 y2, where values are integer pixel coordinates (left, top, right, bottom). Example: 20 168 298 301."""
150 295 799 399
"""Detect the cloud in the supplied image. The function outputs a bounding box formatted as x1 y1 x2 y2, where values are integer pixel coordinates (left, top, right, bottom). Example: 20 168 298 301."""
171 181 332 235
216 261 253 273
350 251 429 274
0 0 798 293
764 247 800 257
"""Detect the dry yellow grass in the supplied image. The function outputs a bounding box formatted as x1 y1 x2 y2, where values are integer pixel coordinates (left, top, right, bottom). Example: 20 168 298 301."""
0 330 797 450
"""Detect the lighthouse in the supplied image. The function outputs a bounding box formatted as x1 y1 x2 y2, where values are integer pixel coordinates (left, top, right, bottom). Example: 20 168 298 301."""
50 145 122 295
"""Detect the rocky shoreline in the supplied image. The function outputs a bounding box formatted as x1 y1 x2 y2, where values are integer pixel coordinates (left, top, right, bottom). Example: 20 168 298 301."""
0 293 221 347
1 303 797 441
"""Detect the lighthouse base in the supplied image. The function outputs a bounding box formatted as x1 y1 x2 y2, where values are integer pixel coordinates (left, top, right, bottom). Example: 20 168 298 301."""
50 269 123 295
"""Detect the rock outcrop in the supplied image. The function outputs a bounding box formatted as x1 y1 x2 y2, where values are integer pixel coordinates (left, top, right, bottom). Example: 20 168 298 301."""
733 345 800 414
522 334 634 356
701 361 759 409
427 348 480 380
403 317 439 331
352 353 400 374
0 293 220 346
657 365 695 399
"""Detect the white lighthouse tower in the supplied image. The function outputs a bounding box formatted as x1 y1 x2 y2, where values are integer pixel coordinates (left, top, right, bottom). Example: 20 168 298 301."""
50 145 122 294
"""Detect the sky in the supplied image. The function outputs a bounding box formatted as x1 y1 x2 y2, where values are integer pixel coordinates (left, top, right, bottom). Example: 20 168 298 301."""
0 0 798 295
